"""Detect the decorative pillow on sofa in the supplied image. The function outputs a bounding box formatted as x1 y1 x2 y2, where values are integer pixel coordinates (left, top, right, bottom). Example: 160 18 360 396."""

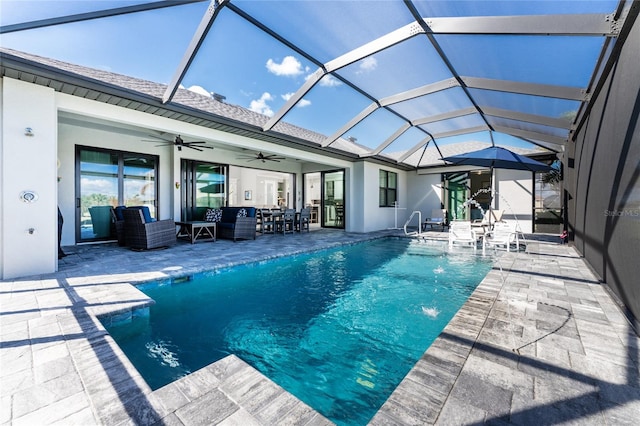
236 208 247 218
204 208 223 222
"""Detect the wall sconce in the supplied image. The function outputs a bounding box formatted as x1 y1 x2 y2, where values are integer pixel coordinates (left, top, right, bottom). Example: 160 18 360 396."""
175 182 180 189
24 127 34 137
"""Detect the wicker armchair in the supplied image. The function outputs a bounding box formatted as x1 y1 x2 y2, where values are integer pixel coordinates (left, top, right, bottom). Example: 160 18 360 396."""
122 208 176 250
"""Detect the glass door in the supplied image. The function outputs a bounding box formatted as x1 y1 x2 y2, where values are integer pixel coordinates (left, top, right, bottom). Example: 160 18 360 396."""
181 160 227 221
303 172 321 224
76 147 157 242
322 170 345 228
445 172 469 221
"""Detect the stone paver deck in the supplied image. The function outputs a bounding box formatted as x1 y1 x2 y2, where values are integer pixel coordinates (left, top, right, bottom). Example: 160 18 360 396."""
1 228 638 425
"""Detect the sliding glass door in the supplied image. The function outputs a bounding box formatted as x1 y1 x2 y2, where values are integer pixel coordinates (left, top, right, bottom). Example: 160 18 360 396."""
76 147 157 242
322 170 345 228
181 160 227 221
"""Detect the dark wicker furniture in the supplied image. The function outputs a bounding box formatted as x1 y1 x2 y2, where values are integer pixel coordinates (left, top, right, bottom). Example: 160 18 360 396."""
122 208 176 250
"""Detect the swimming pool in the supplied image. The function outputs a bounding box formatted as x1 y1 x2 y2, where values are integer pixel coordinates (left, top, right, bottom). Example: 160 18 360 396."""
105 238 493 425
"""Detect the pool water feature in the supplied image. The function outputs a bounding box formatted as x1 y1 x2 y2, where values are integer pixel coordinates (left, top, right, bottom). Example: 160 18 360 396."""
105 238 493 425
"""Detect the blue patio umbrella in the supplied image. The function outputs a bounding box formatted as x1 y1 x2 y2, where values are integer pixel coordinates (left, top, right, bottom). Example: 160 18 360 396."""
441 146 552 226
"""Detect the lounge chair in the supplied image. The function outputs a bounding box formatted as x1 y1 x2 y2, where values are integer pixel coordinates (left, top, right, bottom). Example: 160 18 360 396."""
423 209 448 231
482 221 522 254
122 208 176 250
448 221 479 251
472 209 504 230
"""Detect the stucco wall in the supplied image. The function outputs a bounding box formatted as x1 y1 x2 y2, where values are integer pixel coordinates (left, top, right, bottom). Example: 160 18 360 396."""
495 169 534 233
568 15 640 324
406 172 444 227
1 79 57 279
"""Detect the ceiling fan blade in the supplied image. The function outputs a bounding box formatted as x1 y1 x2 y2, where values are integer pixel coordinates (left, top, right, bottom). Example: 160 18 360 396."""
184 141 207 144
187 145 204 152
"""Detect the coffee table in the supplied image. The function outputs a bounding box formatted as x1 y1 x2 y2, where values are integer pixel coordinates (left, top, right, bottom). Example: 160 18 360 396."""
176 221 217 244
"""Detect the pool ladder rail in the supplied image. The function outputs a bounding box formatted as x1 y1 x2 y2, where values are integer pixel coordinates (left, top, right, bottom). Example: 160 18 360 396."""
403 211 423 236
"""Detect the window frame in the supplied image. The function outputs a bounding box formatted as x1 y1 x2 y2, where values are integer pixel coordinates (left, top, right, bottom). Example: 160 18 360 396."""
379 169 398 208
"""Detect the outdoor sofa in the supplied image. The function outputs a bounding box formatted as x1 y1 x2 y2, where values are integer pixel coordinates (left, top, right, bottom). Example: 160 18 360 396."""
204 206 257 242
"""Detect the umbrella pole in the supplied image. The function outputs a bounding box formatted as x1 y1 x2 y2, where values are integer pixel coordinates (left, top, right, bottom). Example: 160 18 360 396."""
488 166 493 230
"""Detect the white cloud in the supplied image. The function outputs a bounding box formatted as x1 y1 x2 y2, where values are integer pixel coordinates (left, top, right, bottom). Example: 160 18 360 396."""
186 85 211 97
266 56 304 77
318 74 342 87
249 92 274 116
281 93 311 108
357 56 378 74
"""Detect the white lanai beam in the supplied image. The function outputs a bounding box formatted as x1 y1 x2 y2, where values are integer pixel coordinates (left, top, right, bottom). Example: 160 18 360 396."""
365 123 412 157
263 21 426 132
412 107 477 126
322 102 379 147
424 14 621 37
379 78 459 106
481 106 573 129
493 126 568 147
462 77 587 101
397 136 433 163
162 0 228 104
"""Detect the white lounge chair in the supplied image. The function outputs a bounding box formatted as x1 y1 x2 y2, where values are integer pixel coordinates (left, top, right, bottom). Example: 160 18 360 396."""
482 221 522 254
423 209 448 231
472 209 504 229
448 221 478 251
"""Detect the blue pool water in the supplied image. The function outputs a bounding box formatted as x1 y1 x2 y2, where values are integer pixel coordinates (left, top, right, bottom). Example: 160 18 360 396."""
105 238 493 425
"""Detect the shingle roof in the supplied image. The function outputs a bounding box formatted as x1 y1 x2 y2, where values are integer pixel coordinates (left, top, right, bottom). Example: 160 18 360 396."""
0 47 371 159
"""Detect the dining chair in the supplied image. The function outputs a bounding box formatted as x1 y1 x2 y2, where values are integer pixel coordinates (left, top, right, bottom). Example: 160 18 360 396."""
277 209 295 235
297 207 311 232
260 208 275 234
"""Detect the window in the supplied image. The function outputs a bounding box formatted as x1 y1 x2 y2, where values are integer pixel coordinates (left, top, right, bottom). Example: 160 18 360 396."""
379 170 397 207
77 147 158 242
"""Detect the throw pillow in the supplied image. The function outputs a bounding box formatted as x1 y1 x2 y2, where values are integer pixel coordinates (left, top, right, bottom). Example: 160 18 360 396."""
237 208 247 218
204 208 222 222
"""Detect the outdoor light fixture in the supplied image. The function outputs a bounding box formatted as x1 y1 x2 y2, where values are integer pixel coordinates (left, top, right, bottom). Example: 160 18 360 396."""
24 127 34 136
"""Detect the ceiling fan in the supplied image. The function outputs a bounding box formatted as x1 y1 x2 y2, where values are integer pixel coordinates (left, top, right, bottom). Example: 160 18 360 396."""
237 152 285 163
141 134 214 152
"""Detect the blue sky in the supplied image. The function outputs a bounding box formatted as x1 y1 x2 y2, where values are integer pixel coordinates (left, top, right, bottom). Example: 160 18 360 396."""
0 0 617 162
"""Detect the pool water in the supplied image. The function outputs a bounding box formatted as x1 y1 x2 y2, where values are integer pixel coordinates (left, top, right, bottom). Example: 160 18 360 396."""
105 238 493 425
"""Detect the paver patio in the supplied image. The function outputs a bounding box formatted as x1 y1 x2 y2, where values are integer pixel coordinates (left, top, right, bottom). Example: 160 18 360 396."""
1 229 638 425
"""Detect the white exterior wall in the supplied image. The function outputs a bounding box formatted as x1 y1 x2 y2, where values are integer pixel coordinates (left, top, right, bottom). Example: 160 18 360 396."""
495 169 534 233
406 172 444 224
351 162 407 233
1 79 57 279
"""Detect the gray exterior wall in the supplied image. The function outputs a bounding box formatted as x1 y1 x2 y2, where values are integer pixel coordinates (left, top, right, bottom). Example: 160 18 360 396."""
567 13 640 325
